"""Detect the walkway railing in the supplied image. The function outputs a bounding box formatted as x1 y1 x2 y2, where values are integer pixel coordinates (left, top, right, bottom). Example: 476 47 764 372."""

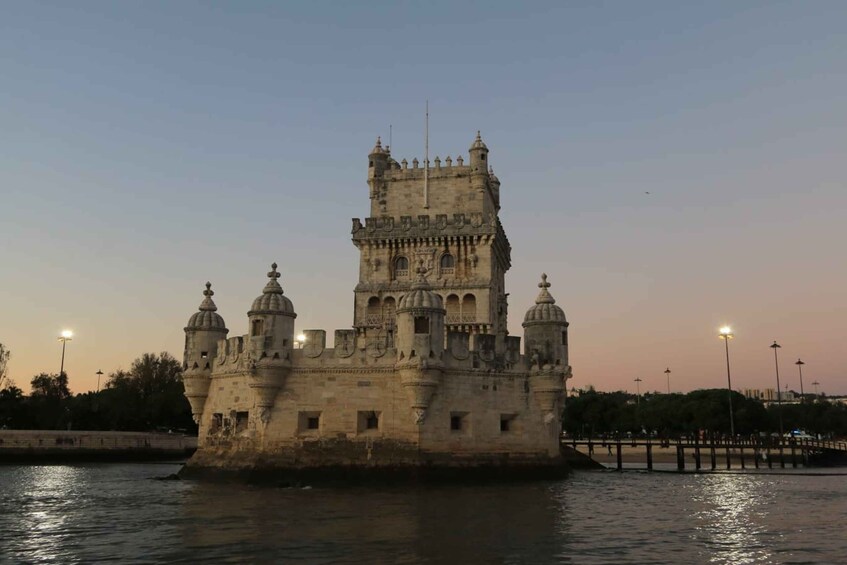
564 434 847 472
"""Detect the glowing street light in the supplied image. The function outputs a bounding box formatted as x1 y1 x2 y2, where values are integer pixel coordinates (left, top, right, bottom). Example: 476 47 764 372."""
795 358 805 398
58 330 73 377
770 341 783 437
718 326 735 438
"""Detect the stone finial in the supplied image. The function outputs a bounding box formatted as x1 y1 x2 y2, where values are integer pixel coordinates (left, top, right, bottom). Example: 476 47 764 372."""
456 155 463 166
535 273 556 304
199 282 218 311
445 156 452 167
412 158 419 169
401 158 408 169
263 263 284 294
434 156 441 169
268 263 281 280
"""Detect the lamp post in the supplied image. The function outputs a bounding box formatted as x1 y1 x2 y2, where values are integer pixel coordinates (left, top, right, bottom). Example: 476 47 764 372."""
718 326 735 437
96 370 103 393
812 380 820 397
58 330 73 377
770 341 783 437
664 367 671 394
795 359 805 398
634 377 643 432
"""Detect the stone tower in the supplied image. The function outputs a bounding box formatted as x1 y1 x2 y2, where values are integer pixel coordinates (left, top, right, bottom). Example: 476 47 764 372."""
246 263 296 424
183 282 228 423
352 132 511 356
394 266 446 424
522 273 571 435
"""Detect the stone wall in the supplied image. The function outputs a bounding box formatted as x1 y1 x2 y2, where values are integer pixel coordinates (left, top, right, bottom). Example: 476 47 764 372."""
0 430 197 453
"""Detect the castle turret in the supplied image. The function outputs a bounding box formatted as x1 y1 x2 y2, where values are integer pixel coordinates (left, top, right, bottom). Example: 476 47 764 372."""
183 282 229 423
522 274 572 440
247 263 296 424
395 265 446 424
368 136 389 215
468 130 489 173
522 273 569 366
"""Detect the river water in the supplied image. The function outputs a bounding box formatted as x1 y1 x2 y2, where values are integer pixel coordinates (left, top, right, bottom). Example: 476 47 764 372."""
0 463 845 564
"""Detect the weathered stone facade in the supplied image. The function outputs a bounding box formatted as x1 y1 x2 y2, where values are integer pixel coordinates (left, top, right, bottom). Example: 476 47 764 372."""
181 133 572 478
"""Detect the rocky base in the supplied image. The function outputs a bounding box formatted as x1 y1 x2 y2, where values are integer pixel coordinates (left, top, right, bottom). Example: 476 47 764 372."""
179 439 570 485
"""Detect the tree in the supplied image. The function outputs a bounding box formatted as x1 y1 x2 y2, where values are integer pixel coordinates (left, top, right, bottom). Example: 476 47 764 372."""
28 372 72 429
30 372 71 399
0 343 10 390
100 352 195 432
0 385 25 428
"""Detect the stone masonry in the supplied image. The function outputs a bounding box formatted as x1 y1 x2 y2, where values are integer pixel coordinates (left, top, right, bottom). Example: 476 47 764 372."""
181 133 572 477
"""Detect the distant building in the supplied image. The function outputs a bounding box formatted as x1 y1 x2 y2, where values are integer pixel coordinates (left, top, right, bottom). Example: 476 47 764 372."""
181 134 573 477
743 388 796 403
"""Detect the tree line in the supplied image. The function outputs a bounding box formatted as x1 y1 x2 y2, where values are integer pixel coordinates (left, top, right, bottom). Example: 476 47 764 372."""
563 388 847 438
0 350 196 433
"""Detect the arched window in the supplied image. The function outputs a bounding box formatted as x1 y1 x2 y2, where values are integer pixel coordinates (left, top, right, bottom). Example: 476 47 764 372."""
462 294 476 323
445 294 460 324
440 253 454 274
395 256 409 277
366 296 381 326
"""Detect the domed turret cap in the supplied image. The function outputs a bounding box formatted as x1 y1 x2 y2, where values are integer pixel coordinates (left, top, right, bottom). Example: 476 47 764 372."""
523 274 567 326
185 282 228 332
397 265 445 312
469 131 488 151
249 263 296 317
369 136 387 156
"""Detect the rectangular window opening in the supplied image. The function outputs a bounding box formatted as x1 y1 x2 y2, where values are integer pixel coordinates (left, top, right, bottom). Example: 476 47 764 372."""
200 351 208 359
414 316 429 334
235 411 249 433
450 412 469 432
298 411 322 433
500 414 516 433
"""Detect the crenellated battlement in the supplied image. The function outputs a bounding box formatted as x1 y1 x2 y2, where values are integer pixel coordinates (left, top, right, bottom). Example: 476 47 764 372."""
352 212 499 237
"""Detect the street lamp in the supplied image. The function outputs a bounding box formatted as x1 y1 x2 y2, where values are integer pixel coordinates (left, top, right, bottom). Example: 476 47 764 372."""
812 380 820 397
795 358 805 398
58 330 73 377
718 326 735 438
634 377 642 406
770 341 783 437
96 370 103 393
295 333 306 349
664 367 671 394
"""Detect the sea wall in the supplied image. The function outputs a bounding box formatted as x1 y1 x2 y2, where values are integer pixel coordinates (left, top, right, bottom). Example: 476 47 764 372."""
0 430 197 462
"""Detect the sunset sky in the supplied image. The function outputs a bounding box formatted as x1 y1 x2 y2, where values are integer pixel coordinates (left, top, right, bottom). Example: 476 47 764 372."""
1 1 845 396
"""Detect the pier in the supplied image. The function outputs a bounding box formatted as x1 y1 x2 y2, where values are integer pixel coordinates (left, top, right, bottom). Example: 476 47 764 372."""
565 435 847 471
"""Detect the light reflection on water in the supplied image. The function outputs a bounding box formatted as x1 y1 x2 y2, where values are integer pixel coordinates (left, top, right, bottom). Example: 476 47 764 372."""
1 464 845 564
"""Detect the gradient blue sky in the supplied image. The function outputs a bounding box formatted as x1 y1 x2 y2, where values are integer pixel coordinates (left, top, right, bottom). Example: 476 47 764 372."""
1 1 845 395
